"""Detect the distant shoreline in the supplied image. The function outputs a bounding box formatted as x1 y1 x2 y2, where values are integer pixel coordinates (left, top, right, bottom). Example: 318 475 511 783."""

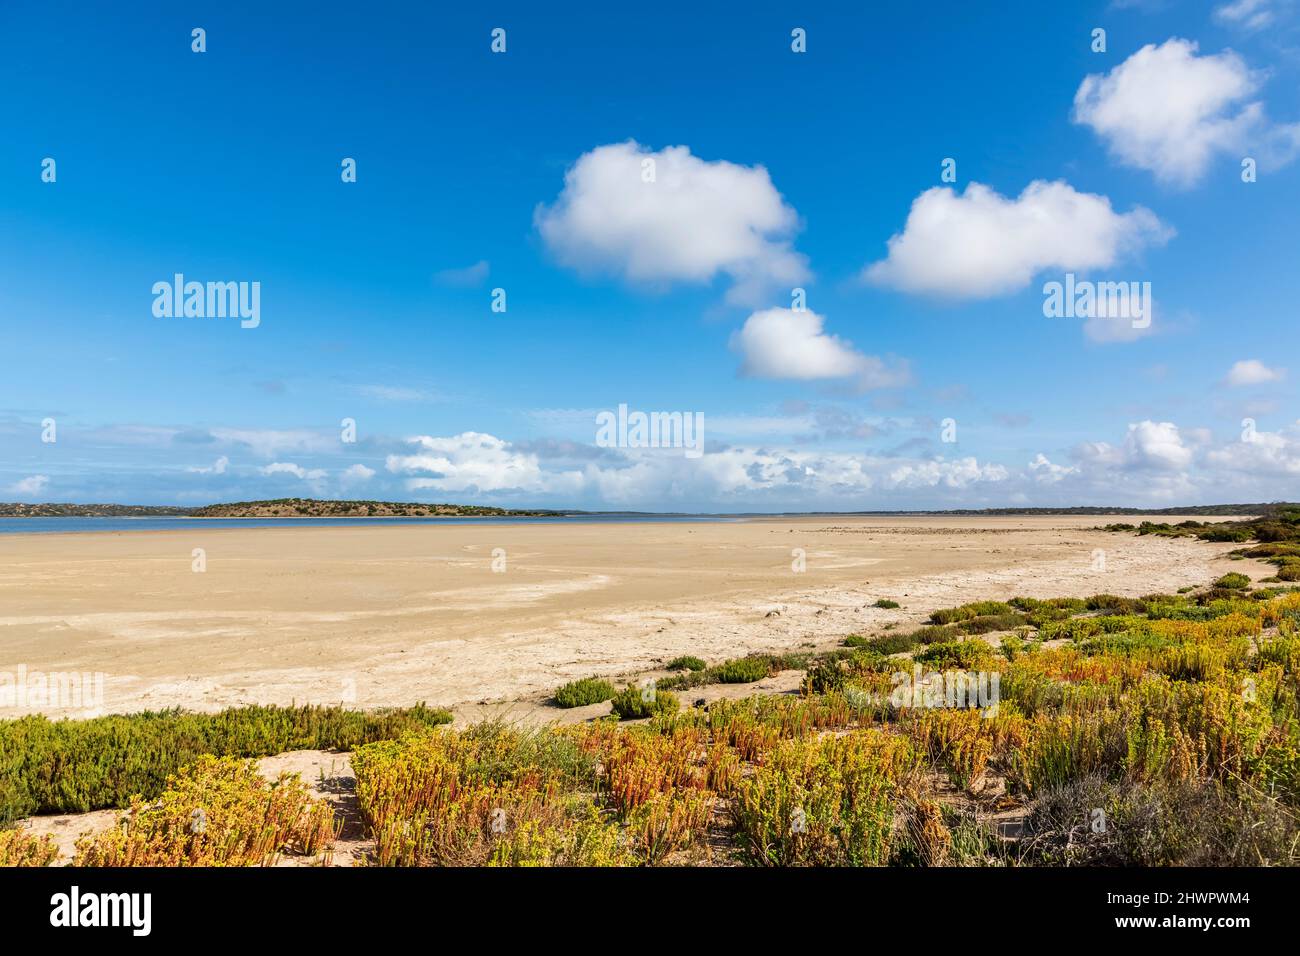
0 499 1291 520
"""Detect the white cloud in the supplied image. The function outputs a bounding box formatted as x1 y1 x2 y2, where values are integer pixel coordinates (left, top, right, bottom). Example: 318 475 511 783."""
1206 421 1300 476
535 140 809 304
1022 419 1300 504
1073 38 1300 187
1027 453 1079 484
1214 0 1277 31
1073 421 1193 473
384 430 1010 509
381 420 1300 510
864 181 1170 298
433 260 490 287
730 308 910 389
7 475 49 496
260 462 327 481
387 432 582 495
186 455 229 475
1123 420 1195 471
1223 359 1286 386
340 463 376 486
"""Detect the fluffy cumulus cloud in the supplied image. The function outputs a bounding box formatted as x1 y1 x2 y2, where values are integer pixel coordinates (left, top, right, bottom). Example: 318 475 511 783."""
1223 359 1286 386
340 463 376 486
1206 421 1300 476
386 432 583 496
368 416 1300 510
383 430 1011 510
729 308 910 390
1027 453 1079 484
863 181 1170 298
535 140 809 304
1073 38 1300 187
1022 419 1300 504
1071 421 1194 473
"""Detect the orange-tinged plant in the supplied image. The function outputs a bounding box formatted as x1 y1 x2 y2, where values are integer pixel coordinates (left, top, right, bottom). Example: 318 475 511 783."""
0 828 59 867
72 756 335 867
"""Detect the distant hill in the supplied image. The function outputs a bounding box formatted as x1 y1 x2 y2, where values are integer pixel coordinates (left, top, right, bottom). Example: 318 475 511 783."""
0 503 193 517
187 498 564 518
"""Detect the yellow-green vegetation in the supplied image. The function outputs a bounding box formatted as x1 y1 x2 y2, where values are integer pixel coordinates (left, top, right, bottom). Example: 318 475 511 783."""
72 756 335 866
609 686 680 719
654 652 811 692
929 600 1015 625
0 828 59 867
16 556 1300 866
0 703 451 822
552 677 617 708
666 656 707 672
341 588 1300 866
350 721 631 866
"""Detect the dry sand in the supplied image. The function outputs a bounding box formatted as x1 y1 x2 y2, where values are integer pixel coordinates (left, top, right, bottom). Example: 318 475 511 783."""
0 515 1267 719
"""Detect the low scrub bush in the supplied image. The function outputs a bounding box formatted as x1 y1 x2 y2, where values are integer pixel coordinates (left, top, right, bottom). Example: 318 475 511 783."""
552 677 617 708
913 640 998 671
729 732 916 866
73 756 335 866
0 829 59 867
710 657 773 684
610 686 680 720
929 601 1013 626
0 703 452 822
1214 572 1251 590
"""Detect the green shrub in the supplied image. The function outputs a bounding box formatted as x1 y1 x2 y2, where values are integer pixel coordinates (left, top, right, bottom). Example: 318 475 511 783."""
0 703 452 821
958 612 1029 635
873 599 900 609
665 656 706 672
1214 572 1251 590
711 657 774 684
1086 594 1143 614
552 677 617 708
929 601 1012 626
609 686 680 720
913 640 997 670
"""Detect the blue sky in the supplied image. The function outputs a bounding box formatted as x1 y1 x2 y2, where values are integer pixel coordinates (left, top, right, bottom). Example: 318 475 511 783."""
2 0 1298 510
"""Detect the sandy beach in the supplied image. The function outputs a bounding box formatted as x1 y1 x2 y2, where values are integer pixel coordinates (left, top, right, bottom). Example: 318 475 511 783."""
0 515 1265 718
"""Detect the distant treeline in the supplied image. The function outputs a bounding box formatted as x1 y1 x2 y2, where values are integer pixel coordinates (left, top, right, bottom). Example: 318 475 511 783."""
3 499 1294 519
188 498 564 518
869 503 1295 517
0 498 561 518
0 503 192 517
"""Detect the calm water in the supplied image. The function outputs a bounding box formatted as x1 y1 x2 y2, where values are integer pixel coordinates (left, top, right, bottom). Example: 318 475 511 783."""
0 514 736 535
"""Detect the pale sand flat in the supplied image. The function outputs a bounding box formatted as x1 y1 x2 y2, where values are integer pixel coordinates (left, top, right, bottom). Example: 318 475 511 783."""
0 515 1267 718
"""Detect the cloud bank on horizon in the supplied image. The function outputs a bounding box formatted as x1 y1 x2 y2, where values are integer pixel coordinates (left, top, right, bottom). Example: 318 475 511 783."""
1 3 1296 511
